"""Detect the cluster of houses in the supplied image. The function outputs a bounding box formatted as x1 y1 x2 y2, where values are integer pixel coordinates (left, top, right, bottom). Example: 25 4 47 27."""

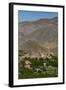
19 51 54 61
24 60 47 72
19 51 54 73
23 59 55 74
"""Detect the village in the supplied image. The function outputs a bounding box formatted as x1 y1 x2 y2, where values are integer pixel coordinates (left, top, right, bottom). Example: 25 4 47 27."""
19 51 58 79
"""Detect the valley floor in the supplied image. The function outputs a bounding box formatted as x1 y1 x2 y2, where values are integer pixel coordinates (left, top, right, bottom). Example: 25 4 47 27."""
18 52 58 79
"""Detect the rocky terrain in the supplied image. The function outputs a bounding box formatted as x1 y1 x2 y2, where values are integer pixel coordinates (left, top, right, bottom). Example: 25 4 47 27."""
18 17 58 56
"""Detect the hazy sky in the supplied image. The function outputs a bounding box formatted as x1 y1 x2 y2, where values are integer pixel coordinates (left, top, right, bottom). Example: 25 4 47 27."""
18 10 58 22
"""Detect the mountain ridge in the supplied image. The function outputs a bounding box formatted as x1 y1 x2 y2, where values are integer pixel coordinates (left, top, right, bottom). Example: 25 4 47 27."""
18 16 58 56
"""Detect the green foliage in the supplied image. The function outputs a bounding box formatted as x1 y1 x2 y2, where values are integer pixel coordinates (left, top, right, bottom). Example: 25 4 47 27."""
18 49 26 56
49 55 58 67
18 54 58 79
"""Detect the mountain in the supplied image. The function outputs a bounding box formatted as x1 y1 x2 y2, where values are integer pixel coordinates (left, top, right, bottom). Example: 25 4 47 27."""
18 17 58 56
18 22 38 35
22 40 48 55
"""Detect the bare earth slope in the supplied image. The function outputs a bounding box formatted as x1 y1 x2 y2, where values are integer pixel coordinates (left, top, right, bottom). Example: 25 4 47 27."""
18 17 58 56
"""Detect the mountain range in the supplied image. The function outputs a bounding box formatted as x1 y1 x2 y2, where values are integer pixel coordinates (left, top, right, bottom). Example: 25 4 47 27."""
18 17 58 56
